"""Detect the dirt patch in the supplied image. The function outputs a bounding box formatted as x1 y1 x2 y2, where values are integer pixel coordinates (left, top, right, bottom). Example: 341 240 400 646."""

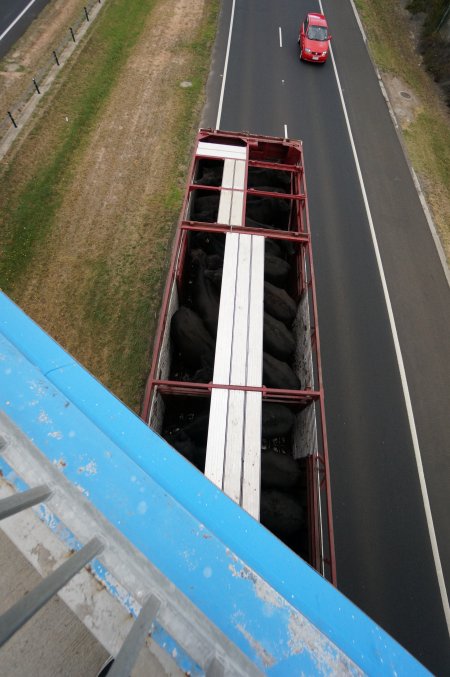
382 74 423 128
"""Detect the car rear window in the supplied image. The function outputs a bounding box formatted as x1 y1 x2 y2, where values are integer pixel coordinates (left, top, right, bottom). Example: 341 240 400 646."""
307 26 327 41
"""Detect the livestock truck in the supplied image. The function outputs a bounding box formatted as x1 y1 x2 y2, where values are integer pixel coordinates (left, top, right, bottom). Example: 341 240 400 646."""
142 129 336 583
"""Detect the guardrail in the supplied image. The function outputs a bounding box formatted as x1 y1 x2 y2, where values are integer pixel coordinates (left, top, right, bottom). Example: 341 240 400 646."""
0 486 227 676
0 0 105 142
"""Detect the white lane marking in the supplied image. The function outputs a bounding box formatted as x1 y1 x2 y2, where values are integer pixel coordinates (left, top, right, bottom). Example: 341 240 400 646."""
318 0 450 633
284 124 288 138
349 0 450 287
279 26 283 48
409 165 450 287
0 0 39 42
216 0 236 129
348 0 367 42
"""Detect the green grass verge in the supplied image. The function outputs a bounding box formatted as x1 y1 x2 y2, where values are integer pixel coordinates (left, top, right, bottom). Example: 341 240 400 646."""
77 2 220 411
0 0 159 292
354 0 425 88
0 0 220 412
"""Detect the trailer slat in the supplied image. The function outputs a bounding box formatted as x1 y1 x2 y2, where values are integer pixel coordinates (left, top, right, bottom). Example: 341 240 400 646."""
230 191 244 226
219 159 246 226
246 236 264 388
242 391 262 518
241 235 264 518
230 234 251 388
206 234 264 519
205 233 239 486
223 390 245 503
197 142 247 161
222 159 235 189
223 235 251 502
233 160 246 189
211 233 239 383
205 389 228 488
218 189 233 225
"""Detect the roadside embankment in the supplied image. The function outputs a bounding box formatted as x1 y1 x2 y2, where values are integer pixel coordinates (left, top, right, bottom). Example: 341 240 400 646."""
0 0 219 412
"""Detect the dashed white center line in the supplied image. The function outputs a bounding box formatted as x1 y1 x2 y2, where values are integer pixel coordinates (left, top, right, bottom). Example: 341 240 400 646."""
284 124 288 138
279 27 283 48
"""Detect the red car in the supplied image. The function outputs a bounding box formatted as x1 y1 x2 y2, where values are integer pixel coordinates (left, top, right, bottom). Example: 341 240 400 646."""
298 12 331 63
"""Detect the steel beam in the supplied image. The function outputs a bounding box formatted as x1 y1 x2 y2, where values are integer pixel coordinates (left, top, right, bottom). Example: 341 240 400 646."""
108 595 160 677
0 485 52 520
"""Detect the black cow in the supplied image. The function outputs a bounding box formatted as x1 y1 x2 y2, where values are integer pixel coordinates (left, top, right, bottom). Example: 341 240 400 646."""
183 411 210 443
206 254 223 270
262 403 294 438
246 196 290 228
261 451 302 492
245 220 296 258
265 238 283 258
194 160 223 187
264 254 290 287
247 168 291 192
204 257 291 292
192 232 225 258
191 249 220 337
190 193 220 222
264 312 295 362
171 306 214 371
166 430 206 472
263 352 301 390
264 282 297 326
260 490 305 538
192 362 214 383
204 268 222 289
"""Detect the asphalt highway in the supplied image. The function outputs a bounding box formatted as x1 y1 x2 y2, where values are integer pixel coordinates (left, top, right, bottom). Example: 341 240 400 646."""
203 1 450 673
0 0 52 58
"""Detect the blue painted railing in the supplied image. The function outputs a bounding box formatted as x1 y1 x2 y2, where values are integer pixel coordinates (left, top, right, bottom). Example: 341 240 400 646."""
0 291 428 675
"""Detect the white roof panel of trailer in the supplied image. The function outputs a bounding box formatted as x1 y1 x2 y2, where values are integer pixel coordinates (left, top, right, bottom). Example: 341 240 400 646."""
197 141 247 161
218 158 246 225
205 233 264 519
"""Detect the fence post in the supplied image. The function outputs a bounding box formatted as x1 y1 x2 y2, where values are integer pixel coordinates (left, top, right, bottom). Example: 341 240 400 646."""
32 78 40 94
70 27 76 42
84 6 90 21
7 112 17 128
53 50 60 66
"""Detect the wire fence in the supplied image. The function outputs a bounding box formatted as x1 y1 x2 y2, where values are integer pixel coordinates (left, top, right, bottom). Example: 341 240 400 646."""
0 0 104 142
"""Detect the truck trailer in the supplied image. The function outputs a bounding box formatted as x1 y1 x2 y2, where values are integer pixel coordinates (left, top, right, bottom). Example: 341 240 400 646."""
142 129 336 583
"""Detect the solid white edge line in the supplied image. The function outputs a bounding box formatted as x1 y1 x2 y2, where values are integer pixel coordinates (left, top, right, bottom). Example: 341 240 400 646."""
349 0 450 288
284 124 288 138
0 0 39 42
348 0 367 43
279 26 283 48
409 165 450 287
216 0 236 130
318 0 450 633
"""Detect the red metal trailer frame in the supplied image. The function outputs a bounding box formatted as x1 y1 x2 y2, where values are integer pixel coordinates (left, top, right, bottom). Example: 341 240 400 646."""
141 129 336 585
